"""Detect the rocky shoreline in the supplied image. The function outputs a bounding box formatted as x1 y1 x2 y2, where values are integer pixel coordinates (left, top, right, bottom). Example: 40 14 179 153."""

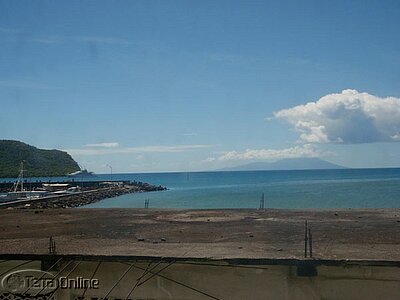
2 183 167 209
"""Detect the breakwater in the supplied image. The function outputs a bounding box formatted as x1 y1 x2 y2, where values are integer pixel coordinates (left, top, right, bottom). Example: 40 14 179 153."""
0 182 166 209
0 180 133 193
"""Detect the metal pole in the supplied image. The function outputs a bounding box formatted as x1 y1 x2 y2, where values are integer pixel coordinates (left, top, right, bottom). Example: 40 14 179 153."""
308 228 313 258
106 164 113 182
21 161 24 192
304 220 308 258
49 236 53 254
262 193 265 209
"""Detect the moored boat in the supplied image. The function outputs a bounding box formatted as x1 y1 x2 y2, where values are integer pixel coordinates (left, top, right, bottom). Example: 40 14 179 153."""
67 169 95 177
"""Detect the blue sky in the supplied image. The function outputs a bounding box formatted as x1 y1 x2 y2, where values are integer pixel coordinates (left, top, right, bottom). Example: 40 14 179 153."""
1 0 400 172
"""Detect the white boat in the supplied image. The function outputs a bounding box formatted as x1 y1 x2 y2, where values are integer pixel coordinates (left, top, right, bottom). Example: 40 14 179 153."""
67 169 95 177
2 162 48 201
3 191 48 201
52 186 81 195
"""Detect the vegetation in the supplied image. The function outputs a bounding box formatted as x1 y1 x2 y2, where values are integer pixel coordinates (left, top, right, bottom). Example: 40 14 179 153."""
0 140 80 178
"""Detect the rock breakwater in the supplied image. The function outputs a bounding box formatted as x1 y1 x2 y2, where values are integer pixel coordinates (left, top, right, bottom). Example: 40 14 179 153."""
2 183 166 209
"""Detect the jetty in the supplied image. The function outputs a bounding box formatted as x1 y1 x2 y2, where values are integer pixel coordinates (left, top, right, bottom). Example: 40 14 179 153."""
0 180 166 209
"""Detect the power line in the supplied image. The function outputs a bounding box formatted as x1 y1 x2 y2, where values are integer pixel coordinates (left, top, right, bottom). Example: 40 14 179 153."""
79 261 101 299
22 257 63 295
121 262 221 300
125 261 159 299
0 260 35 278
137 260 177 287
44 261 82 300
33 260 74 297
101 263 134 300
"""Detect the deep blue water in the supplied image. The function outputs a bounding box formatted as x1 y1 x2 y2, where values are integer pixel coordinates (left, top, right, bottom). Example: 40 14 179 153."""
81 168 400 209
2 169 399 208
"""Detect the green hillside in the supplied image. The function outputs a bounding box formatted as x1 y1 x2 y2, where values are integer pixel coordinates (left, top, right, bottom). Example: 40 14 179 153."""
0 140 80 178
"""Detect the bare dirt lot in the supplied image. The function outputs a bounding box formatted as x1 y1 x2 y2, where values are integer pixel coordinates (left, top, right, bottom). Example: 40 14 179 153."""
0 208 400 261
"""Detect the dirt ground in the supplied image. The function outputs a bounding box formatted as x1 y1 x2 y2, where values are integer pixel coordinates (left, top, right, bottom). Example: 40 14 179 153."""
0 208 400 261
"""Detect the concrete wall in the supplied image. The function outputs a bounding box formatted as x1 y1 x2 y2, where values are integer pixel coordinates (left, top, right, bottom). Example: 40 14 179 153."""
0 260 399 300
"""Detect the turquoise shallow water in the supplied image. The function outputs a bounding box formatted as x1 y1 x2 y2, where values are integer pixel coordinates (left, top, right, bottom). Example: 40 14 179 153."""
78 168 400 209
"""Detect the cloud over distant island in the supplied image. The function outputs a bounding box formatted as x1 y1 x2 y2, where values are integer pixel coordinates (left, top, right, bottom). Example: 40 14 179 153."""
274 89 400 144
206 144 326 162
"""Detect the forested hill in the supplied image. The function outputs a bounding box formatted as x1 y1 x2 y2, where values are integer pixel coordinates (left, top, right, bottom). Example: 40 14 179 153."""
0 140 80 178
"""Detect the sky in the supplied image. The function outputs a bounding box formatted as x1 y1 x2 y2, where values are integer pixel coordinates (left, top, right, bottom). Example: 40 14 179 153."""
1 0 400 173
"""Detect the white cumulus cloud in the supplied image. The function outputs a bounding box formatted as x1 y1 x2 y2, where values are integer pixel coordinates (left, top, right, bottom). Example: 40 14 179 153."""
274 89 400 144
208 144 325 162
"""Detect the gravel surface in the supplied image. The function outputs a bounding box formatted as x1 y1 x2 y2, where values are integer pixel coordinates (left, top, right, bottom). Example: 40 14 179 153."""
0 208 399 261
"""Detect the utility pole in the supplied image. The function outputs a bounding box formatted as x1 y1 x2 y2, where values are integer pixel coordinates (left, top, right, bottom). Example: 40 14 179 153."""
106 164 113 182
304 220 308 258
259 193 265 209
304 221 313 258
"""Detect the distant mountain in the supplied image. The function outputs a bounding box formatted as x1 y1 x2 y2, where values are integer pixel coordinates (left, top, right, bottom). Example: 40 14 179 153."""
219 157 346 171
0 140 80 177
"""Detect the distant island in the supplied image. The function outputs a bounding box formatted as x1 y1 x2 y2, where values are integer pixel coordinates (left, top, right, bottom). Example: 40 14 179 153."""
218 157 346 171
0 140 80 178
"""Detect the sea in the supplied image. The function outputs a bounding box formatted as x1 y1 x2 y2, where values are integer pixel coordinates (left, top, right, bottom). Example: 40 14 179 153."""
1 168 399 209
